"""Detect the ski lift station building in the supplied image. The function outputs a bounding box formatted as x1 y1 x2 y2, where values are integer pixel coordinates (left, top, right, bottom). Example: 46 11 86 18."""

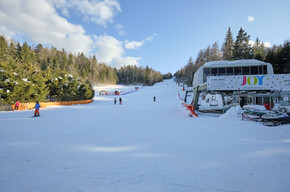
191 59 290 110
192 59 274 88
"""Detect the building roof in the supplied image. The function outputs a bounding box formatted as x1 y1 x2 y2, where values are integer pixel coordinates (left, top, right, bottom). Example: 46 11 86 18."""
203 59 268 67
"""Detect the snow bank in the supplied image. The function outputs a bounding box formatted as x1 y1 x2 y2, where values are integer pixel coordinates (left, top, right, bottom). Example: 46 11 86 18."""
220 106 243 119
199 93 224 110
1 79 290 192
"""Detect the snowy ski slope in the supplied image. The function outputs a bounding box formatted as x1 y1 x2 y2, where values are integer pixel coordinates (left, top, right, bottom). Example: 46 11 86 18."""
0 79 290 192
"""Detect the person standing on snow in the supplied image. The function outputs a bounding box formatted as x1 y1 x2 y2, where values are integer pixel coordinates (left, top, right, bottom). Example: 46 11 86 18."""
119 97 122 105
114 97 117 104
33 101 41 117
14 101 20 110
153 96 156 102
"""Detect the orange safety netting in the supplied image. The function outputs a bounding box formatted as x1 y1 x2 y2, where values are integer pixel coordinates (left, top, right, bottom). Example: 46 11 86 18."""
178 92 198 117
11 99 93 111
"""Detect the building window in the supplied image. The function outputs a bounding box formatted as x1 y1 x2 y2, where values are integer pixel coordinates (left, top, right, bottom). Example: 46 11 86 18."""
226 67 233 75
219 68 226 76
264 97 270 103
234 67 241 75
203 68 210 82
263 65 268 74
211 68 218 76
255 97 263 105
251 66 258 75
259 65 263 74
242 66 250 75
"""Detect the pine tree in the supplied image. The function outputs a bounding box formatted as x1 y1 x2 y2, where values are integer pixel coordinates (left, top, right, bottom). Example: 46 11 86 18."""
209 42 222 61
0 36 9 61
252 37 266 60
184 57 195 86
233 28 254 60
265 45 283 74
222 27 234 60
280 40 290 73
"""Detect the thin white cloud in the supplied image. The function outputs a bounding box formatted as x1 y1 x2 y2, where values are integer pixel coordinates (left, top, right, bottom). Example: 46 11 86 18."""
249 40 271 48
0 0 93 54
94 35 124 64
115 24 125 36
115 56 142 67
145 33 156 41
69 0 121 27
124 40 144 50
124 33 156 50
247 16 255 22
48 0 69 17
263 42 271 48
48 0 121 27
94 35 142 68
0 0 141 68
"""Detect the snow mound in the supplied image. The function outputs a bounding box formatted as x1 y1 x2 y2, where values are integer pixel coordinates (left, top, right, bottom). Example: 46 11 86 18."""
220 106 243 119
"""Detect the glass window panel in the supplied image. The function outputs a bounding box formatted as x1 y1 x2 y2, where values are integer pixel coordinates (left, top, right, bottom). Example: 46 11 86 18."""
263 65 268 74
218 68 226 76
259 65 263 74
264 97 269 103
242 66 250 75
211 68 218 76
234 67 241 75
226 67 233 75
255 97 263 105
251 66 258 75
203 68 210 82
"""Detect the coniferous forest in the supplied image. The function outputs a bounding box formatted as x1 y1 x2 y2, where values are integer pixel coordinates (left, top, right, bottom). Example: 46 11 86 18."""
175 27 290 86
0 36 163 104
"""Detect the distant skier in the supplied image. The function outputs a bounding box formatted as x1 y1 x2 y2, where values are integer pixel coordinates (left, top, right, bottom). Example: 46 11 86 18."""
119 97 122 105
33 101 41 117
114 97 117 104
153 96 156 102
14 101 20 111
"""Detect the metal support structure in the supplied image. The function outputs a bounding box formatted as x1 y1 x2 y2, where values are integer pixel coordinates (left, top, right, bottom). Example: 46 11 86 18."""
192 83 207 110
184 90 193 103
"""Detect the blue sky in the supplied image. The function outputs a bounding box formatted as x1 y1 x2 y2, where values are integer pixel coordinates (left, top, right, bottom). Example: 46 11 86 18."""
0 0 289 74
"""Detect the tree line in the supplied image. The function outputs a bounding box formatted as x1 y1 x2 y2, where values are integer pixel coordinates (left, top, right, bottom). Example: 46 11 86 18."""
175 27 290 86
0 36 164 105
117 65 163 86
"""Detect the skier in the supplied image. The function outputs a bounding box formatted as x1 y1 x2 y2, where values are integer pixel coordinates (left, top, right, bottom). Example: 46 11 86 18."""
153 96 156 102
14 101 20 111
114 97 117 104
33 101 41 117
119 97 122 105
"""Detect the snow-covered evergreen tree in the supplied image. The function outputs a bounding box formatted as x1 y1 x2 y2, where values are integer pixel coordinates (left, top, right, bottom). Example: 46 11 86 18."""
252 37 266 60
222 27 234 60
233 28 254 60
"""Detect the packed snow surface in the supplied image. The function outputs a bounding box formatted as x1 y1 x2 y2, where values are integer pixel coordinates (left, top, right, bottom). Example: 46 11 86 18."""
1 80 290 192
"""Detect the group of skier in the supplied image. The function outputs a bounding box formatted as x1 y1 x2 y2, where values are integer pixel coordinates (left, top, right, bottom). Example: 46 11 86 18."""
113 96 156 105
14 95 156 117
13 101 41 117
114 97 122 105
